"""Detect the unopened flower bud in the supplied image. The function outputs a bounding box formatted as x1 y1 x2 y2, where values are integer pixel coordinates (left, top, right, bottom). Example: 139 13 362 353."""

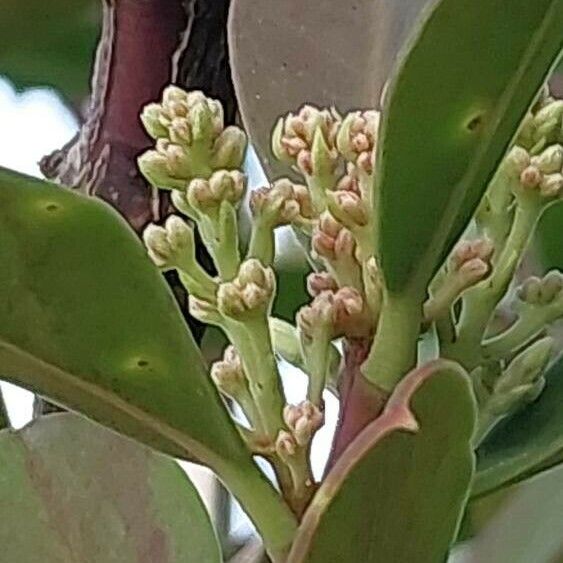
531 144 563 174
140 103 169 139
502 146 531 178
272 105 341 176
327 190 369 228
137 149 188 190
211 126 247 169
187 170 246 214
142 216 195 269
450 238 494 283
539 173 563 198
533 99 563 145
306 272 339 297
188 295 222 325
283 401 324 447
297 292 336 338
519 166 542 189
217 259 275 319
517 270 563 306
494 337 553 399
275 430 298 460
210 345 247 399
251 178 313 227
337 110 380 173
312 212 357 261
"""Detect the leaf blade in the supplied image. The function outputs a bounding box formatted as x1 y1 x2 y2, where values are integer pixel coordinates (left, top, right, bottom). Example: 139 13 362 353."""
377 0 563 293
0 413 221 563
288 360 476 563
0 167 247 470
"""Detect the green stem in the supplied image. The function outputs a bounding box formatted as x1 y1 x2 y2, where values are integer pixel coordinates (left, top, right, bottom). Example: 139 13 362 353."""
362 291 422 392
217 462 296 561
248 220 275 266
301 329 332 406
226 318 285 441
447 201 541 369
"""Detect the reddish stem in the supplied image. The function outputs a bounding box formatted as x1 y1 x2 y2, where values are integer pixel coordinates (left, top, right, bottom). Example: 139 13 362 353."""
327 338 389 471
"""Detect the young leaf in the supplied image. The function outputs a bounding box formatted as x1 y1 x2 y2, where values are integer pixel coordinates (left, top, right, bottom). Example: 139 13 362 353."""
288 360 476 563
376 0 563 294
473 354 563 498
228 0 428 176
0 413 221 562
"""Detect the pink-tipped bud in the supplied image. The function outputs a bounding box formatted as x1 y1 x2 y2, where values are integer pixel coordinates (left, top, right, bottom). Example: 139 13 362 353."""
306 272 339 297
283 401 324 447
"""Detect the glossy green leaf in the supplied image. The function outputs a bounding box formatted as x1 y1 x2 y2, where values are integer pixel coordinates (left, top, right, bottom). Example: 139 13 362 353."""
0 0 98 98
377 0 563 293
288 360 476 563
229 0 428 176
473 354 563 498
0 166 251 467
0 413 221 563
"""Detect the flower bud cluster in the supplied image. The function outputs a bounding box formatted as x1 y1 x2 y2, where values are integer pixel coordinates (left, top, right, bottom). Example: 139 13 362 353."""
178 170 246 217
336 110 380 174
139 87 247 189
449 237 495 288
283 401 324 447
210 345 248 400
516 144 563 199
516 270 563 307
272 105 341 177
217 259 276 319
312 212 357 262
250 178 314 228
142 215 195 270
297 286 371 339
517 96 563 152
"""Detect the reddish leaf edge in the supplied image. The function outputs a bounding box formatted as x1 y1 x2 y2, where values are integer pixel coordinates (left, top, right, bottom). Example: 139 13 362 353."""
287 359 470 562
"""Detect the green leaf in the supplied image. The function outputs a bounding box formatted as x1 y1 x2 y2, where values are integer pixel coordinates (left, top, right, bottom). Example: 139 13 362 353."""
0 0 98 98
288 360 476 563
376 0 563 294
0 167 297 554
0 167 247 469
473 354 563 498
461 465 563 563
0 168 298 556
229 0 428 176
0 413 221 563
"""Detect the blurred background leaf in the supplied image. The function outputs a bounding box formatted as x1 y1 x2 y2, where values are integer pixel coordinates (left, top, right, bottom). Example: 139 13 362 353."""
0 0 99 100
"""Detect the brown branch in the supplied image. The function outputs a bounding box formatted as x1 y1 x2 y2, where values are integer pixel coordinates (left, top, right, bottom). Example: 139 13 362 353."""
40 0 235 338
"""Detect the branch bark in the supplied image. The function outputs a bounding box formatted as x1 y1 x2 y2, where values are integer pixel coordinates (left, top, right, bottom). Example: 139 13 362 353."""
40 0 235 337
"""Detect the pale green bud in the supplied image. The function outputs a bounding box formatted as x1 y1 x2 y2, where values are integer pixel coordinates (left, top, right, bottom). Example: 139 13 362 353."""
188 295 223 326
140 103 169 139
275 430 298 460
210 345 247 399
336 110 380 173
142 216 195 269
217 259 275 319
533 100 563 144
137 149 187 190
531 144 563 174
250 178 312 227
211 126 247 169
